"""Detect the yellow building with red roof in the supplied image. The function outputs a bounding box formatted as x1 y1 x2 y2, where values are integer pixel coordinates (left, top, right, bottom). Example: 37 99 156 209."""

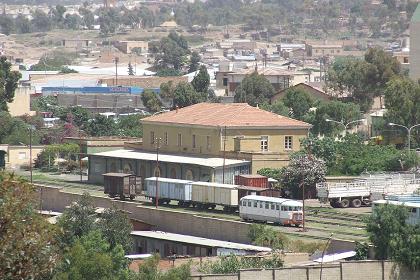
88 103 311 184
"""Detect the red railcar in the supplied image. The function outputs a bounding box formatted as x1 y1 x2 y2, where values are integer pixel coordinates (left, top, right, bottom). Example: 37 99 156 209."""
235 174 268 188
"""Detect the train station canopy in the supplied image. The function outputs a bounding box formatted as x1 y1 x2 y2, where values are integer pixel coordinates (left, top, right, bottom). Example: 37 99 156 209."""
91 149 250 168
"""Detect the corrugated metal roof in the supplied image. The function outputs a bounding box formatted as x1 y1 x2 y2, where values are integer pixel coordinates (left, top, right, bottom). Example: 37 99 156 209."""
131 231 271 252
90 149 250 168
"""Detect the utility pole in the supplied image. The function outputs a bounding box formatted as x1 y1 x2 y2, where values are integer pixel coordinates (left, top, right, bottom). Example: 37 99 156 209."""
155 137 161 208
114 57 119 85
222 126 227 184
29 127 32 184
79 128 83 182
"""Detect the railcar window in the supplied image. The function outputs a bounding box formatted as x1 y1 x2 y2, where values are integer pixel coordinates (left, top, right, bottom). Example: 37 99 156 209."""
276 204 280 210
259 202 263 208
281 206 285 211
265 203 269 209
411 208 417 213
242 200 247 206
271 203 275 210
248 201 252 207
288 206 292 211
254 201 258 207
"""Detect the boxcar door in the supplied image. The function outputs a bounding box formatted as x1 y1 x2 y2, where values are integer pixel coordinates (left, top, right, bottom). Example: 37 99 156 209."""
129 176 136 196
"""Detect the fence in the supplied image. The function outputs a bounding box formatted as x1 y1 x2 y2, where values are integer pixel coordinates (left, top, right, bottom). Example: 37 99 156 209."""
191 261 420 280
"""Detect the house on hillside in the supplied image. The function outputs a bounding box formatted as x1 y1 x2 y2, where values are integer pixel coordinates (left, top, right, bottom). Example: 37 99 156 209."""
88 103 311 184
215 68 309 96
271 82 331 103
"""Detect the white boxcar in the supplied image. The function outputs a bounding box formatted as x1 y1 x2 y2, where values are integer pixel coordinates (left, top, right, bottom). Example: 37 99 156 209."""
191 182 239 207
144 177 193 203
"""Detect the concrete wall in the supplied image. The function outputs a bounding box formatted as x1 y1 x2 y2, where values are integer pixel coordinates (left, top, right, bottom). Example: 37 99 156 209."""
192 261 420 280
39 185 356 250
410 19 420 81
39 186 252 244
0 145 44 169
7 86 35 117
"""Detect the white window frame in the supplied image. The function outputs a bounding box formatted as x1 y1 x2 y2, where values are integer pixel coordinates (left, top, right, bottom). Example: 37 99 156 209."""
150 131 155 145
206 136 211 150
285 136 293 150
261 136 268 152
164 132 168 146
177 133 182 147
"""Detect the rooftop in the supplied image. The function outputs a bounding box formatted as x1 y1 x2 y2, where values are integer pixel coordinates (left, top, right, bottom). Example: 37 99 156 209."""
142 103 311 129
131 231 272 252
241 195 303 206
90 149 250 168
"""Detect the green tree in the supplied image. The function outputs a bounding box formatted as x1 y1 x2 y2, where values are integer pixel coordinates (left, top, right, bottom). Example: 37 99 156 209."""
191 65 210 96
135 254 191 280
85 114 118 136
97 206 133 252
234 72 275 107
282 88 313 120
0 56 22 111
57 193 97 247
309 100 362 137
128 62 135 76
31 9 52 32
327 49 401 112
0 15 15 35
281 154 326 198
188 51 201 73
117 114 144 137
153 31 189 71
0 112 41 145
141 90 162 113
384 77 420 126
248 224 287 250
173 82 202 108
367 203 420 270
0 173 59 279
53 230 130 280
260 100 289 117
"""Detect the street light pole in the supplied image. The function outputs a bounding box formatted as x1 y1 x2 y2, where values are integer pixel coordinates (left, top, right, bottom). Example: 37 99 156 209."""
319 233 334 280
388 123 420 151
79 128 83 182
155 137 162 208
29 127 33 184
325 118 366 136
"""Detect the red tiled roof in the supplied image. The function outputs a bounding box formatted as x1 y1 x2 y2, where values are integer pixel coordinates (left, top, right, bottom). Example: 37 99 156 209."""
142 103 311 128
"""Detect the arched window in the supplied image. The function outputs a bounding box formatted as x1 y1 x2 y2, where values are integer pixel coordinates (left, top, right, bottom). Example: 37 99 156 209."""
110 162 117 172
154 166 161 177
170 167 177 179
123 163 133 173
185 169 194 180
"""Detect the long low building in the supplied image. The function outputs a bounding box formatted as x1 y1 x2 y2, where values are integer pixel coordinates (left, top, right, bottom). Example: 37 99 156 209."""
131 231 271 257
88 149 251 184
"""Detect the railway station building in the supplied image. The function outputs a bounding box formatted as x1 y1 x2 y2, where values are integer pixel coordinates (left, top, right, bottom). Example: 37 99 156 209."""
88 103 311 184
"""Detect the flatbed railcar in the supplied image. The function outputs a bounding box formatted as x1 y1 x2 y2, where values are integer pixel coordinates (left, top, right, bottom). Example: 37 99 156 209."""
239 195 303 226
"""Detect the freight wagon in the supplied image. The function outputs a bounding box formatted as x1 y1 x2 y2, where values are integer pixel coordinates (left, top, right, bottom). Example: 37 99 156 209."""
144 177 239 212
103 173 142 200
